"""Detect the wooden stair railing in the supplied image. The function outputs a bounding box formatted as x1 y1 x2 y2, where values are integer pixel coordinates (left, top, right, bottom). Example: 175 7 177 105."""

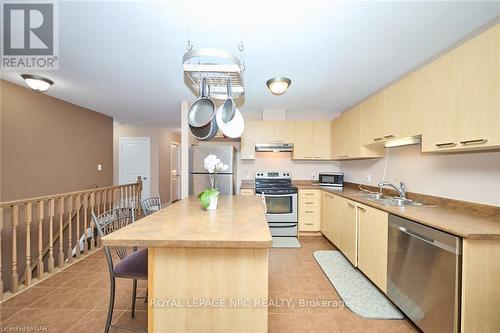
0 177 143 301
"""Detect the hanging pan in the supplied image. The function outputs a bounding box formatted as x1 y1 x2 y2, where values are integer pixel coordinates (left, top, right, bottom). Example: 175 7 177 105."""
187 78 216 127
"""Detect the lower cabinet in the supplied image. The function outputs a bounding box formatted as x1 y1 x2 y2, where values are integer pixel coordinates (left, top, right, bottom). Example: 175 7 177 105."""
298 189 321 231
320 192 389 290
240 188 255 196
357 203 388 292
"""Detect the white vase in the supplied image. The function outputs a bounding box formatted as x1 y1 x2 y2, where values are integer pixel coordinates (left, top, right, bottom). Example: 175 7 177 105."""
206 195 219 210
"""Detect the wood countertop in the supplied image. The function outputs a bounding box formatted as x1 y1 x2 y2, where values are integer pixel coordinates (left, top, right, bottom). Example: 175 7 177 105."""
294 181 500 240
101 196 272 248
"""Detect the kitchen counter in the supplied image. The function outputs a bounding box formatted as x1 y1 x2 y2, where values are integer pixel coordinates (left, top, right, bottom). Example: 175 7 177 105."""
240 179 255 189
101 196 270 333
101 195 272 248
294 181 500 240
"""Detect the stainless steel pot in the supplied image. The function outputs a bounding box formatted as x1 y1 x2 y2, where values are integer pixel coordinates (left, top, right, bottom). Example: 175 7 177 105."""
220 80 236 122
187 78 216 127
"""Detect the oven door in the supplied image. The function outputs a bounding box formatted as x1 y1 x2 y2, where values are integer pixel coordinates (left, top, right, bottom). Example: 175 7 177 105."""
264 193 297 223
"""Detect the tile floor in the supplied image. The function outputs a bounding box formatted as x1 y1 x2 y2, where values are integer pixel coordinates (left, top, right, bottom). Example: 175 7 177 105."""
0 236 416 332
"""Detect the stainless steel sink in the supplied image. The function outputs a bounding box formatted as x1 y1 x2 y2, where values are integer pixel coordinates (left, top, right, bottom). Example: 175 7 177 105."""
356 193 426 206
373 198 426 206
356 193 392 200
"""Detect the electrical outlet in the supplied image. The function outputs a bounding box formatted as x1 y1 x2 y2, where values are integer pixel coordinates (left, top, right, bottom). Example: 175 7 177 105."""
97 164 102 171
311 172 316 180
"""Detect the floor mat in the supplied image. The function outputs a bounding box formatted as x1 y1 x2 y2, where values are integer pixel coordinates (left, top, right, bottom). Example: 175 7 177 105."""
271 237 301 248
314 250 404 319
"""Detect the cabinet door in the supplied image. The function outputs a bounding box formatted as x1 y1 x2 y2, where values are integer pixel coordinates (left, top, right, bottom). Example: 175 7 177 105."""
338 197 358 266
312 121 331 159
274 121 295 143
292 121 313 159
299 190 321 232
240 121 256 160
330 117 345 159
254 121 275 143
357 204 388 292
384 70 422 138
421 49 460 152
456 24 500 150
343 106 361 158
360 94 385 145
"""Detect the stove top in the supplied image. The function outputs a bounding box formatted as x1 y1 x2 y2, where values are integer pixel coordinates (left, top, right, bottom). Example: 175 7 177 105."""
254 171 297 194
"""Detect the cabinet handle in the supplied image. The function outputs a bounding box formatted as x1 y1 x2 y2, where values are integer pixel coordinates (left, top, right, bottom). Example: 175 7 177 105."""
313 156 321 159
305 210 314 213
357 206 366 212
384 135 396 139
435 142 457 148
305 223 314 226
373 137 384 141
305 202 314 204
347 202 356 208
303 156 312 159
459 139 488 145
304 193 314 196
338 155 349 158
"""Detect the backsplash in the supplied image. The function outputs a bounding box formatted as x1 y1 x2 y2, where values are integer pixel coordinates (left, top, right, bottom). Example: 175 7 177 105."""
340 145 500 207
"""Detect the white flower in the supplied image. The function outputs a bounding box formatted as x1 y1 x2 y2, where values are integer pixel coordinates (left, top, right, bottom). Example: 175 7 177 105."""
203 154 228 173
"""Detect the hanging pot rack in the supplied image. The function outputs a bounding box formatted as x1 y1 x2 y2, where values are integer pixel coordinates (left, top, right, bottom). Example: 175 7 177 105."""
183 48 245 100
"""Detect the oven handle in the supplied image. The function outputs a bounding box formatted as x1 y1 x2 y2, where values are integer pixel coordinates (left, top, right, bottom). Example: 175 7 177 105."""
261 194 297 197
269 224 297 228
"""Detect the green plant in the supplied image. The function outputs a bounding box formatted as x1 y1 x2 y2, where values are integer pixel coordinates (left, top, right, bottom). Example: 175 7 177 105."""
197 188 220 209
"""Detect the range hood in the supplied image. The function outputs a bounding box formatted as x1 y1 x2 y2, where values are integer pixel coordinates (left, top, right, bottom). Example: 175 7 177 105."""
255 143 293 152
384 135 421 148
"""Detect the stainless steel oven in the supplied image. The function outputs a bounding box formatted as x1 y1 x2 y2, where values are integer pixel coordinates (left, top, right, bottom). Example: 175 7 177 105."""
255 171 298 237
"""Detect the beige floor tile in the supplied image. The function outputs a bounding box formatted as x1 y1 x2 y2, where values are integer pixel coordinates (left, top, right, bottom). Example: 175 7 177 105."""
1 308 89 333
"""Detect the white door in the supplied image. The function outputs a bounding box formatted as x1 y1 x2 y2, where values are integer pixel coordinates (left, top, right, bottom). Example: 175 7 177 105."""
171 142 181 202
119 137 150 199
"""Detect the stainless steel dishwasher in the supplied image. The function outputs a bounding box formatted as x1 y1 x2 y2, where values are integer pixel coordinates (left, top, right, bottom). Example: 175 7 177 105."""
387 214 462 333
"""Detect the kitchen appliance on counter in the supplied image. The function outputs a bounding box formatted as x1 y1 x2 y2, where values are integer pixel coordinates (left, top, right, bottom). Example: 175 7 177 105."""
387 214 462 333
318 172 344 187
255 171 298 237
190 144 237 195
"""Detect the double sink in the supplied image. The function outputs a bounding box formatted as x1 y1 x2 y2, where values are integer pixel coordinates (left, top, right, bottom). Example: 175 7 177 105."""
356 193 426 206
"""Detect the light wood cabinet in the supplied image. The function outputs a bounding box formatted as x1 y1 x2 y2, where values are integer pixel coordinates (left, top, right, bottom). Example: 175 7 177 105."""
298 190 321 232
421 24 500 152
321 191 340 245
337 197 358 266
240 188 255 196
253 121 295 144
331 106 383 160
293 121 331 160
357 204 388 292
240 121 256 160
360 93 385 145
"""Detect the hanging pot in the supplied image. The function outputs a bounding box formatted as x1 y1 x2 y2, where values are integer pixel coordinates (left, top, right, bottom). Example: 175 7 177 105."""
220 80 236 122
189 119 218 141
187 78 216 127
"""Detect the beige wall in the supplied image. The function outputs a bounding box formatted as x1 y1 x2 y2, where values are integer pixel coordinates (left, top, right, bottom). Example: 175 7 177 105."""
0 80 113 201
113 123 180 204
340 145 500 207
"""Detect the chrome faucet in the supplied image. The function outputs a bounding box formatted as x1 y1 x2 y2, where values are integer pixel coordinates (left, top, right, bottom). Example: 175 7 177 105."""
378 181 407 199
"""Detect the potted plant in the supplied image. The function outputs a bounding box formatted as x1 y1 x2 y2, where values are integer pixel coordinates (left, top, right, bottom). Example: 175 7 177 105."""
197 154 228 210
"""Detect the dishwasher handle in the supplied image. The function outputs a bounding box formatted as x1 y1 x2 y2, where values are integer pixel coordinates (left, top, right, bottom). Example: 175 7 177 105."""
390 221 461 254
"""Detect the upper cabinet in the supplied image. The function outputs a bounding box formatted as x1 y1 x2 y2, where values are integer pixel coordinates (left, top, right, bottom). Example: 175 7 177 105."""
331 106 384 160
421 24 500 152
360 94 386 145
293 121 331 160
254 121 294 144
240 120 256 160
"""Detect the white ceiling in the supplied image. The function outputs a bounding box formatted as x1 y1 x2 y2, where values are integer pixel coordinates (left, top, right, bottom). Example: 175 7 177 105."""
2 1 499 128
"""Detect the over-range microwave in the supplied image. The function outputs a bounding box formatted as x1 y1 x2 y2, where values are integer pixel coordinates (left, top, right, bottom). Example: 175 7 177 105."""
318 172 344 187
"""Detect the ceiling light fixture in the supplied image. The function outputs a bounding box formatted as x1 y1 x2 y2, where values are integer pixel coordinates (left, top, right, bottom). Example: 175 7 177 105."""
266 77 291 95
21 74 54 92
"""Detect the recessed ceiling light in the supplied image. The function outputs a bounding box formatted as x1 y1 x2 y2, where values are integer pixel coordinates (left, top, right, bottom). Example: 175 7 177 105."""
21 74 54 92
266 77 291 95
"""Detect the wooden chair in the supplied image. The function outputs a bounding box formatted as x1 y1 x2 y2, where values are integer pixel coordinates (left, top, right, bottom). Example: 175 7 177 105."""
91 206 147 333
140 194 162 216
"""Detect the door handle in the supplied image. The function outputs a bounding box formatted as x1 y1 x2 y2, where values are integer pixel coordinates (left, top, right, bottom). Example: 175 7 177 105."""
459 139 487 145
142 177 148 180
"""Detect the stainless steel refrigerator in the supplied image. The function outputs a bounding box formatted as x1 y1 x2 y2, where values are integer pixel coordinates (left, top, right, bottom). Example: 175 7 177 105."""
190 144 237 195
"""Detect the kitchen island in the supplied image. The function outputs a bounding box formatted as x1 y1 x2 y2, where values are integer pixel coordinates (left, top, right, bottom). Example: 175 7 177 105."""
101 195 272 333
